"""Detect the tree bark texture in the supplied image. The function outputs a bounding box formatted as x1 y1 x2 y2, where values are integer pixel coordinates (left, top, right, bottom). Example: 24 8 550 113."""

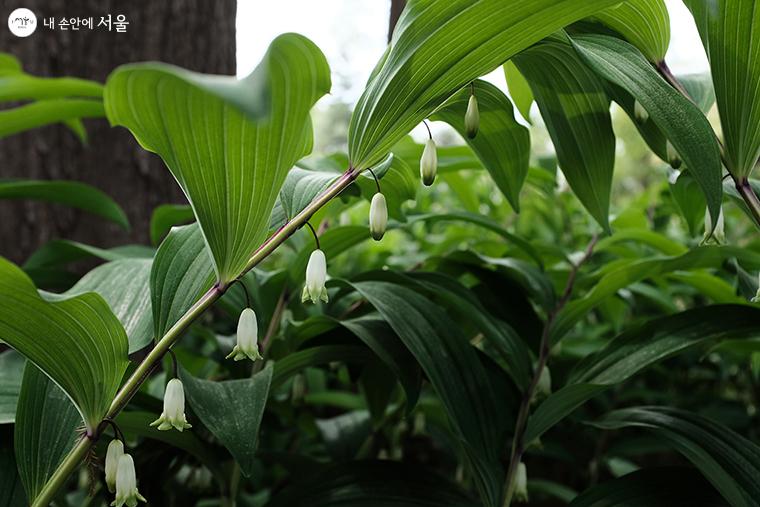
388 0 406 42
0 0 236 263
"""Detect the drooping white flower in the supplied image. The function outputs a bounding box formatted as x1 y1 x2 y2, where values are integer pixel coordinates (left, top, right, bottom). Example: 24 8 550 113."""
105 439 124 493
514 461 528 503
301 249 328 304
465 94 480 139
150 378 192 432
634 100 649 123
369 192 388 241
666 140 682 169
111 454 146 507
537 367 552 397
703 206 725 244
420 138 438 186
226 307 263 362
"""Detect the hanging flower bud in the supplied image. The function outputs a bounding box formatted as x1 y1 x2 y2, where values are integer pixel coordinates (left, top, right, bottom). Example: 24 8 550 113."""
537 367 552 397
105 439 124 493
111 454 146 507
150 378 192 432
302 249 328 304
666 140 682 169
369 192 388 241
465 94 480 139
420 138 438 186
634 100 649 123
226 307 263 362
703 207 725 244
514 461 528 503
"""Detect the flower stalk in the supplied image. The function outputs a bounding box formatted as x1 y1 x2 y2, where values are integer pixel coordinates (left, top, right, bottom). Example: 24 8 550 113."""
32 166 364 507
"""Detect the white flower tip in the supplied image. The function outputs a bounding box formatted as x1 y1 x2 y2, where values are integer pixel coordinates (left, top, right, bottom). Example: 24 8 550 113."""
303 249 328 304
150 378 191 432
634 100 649 123
666 140 682 169
420 138 438 186
465 94 480 139
369 192 388 241
514 462 528 503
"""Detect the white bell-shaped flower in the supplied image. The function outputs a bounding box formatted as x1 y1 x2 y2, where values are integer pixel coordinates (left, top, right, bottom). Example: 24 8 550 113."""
420 138 438 186
111 454 146 507
105 439 124 493
465 94 480 139
703 207 725 244
226 307 263 361
369 192 388 241
634 100 649 123
537 367 552 397
666 140 682 169
302 249 328 304
514 461 528 503
150 378 192 432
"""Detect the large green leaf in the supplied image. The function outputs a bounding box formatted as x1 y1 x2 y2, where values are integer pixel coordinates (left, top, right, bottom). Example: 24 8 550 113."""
180 363 273 478
569 467 723 507
14 364 81 503
514 33 615 230
105 34 331 282
149 204 194 246
348 0 621 170
571 34 722 223
592 0 670 63
62 259 153 353
0 179 128 229
267 460 479 507
431 79 530 212
525 305 760 443
592 407 760 507
346 280 508 507
151 224 215 339
685 0 760 178
0 257 129 432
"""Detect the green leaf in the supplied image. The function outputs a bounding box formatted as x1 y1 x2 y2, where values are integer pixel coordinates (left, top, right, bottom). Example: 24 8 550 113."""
345 281 507 507
679 72 716 114
278 167 342 223
0 351 24 424
503 61 533 124
571 33 722 223
348 0 622 170
0 257 129 432
670 171 708 236
271 345 375 388
514 33 615 230
149 204 194 246
431 79 530 212
0 99 104 139
0 73 102 102
0 179 128 229
552 246 760 340
115 411 226 488
62 259 153 353
592 406 760 507
569 467 723 507
267 460 479 507
151 224 214 338
105 34 331 282
685 0 760 178
180 363 273 478
525 305 760 443
14 364 81 503
592 0 670 63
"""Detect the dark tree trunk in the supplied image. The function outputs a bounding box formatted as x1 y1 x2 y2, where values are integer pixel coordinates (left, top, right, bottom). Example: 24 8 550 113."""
0 0 236 263
388 0 406 42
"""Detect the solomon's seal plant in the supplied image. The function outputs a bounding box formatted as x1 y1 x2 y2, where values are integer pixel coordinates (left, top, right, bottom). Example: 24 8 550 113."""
4 2 760 507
